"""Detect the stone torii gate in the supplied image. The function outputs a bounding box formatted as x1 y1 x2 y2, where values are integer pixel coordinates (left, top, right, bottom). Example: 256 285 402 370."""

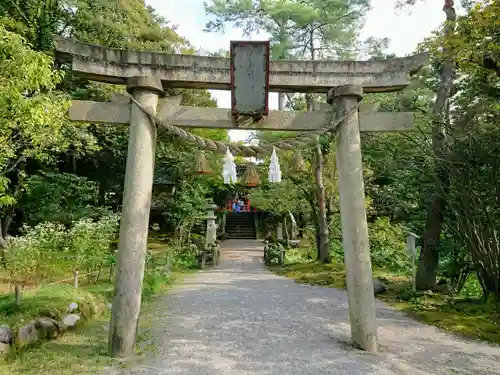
55 37 426 357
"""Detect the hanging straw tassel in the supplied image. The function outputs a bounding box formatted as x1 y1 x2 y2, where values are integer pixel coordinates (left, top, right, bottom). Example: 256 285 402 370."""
194 150 211 174
268 147 282 183
242 164 260 187
222 149 237 184
291 150 307 173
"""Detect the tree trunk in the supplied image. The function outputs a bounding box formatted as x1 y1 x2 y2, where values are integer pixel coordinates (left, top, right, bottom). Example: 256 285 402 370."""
98 182 107 206
0 213 14 248
2 214 13 239
109 264 115 282
312 208 320 256
0 215 12 255
327 196 335 215
315 140 330 263
73 270 79 288
417 5 456 288
0 232 6 249
14 284 21 306
416 1 457 290
416 194 444 289
306 32 330 262
96 267 102 283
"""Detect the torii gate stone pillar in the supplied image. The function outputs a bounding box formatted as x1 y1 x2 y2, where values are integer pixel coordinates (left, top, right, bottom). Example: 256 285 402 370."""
108 76 164 356
329 85 377 352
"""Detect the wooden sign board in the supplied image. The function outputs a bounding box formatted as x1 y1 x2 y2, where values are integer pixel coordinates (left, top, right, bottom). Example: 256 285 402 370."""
230 41 270 117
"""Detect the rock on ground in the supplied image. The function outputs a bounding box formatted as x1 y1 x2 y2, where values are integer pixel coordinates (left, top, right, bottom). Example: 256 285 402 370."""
0 325 13 344
104 240 500 375
373 278 387 294
16 322 39 347
68 302 79 313
0 342 9 354
62 314 81 329
34 317 61 340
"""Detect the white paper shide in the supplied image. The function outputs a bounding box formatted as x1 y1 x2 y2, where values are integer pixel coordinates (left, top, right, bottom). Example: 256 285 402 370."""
268 147 282 183
222 149 237 184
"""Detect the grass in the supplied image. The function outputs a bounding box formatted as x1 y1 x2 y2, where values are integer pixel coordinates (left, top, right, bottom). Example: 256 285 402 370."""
0 235 194 375
271 250 500 345
1 297 114 375
0 283 109 331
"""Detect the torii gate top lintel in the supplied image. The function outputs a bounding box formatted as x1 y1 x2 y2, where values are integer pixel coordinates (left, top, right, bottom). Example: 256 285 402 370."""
54 36 428 94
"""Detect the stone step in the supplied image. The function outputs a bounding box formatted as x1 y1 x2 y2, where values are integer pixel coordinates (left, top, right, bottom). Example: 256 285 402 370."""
225 212 256 240
226 226 255 231
226 234 257 239
226 228 255 233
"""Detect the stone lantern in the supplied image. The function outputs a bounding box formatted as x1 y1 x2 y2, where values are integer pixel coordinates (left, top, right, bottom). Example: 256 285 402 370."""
204 199 218 245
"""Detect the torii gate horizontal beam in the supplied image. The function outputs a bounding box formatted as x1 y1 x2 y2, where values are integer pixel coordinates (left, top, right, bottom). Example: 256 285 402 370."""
68 95 414 132
54 37 428 94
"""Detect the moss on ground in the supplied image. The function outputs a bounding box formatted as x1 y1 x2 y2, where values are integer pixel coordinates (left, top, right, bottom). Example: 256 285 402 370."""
0 236 192 375
271 260 500 344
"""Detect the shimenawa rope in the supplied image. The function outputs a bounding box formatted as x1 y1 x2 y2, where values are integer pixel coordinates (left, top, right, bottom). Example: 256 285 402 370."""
128 96 360 157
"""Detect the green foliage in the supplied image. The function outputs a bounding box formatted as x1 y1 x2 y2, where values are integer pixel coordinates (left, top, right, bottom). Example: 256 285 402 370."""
141 238 199 299
368 217 411 273
4 214 119 301
67 214 119 277
141 271 171 300
326 216 412 273
71 0 190 52
21 172 100 224
409 1 500 293
427 0 499 84
0 25 69 208
0 0 227 244
141 251 174 300
4 222 69 286
169 244 199 269
251 179 307 215
4 229 46 287
0 236 199 374
68 219 99 273
0 22 100 221
205 0 371 59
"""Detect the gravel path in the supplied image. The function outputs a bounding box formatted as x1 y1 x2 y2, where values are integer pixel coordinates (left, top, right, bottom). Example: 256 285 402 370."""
106 240 500 375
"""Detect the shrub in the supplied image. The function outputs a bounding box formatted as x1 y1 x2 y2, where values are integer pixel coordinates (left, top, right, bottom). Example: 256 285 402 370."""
66 213 119 287
67 218 95 288
3 213 120 304
4 221 67 290
327 216 412 273
81 213 119 283
142 271 173 300
169 244 198 269
4 233 44 305
369 217 411 273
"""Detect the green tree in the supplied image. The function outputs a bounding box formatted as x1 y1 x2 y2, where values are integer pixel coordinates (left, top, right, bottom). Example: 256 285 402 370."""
0 0 229 238
0 25 96 246
204 0 371 59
